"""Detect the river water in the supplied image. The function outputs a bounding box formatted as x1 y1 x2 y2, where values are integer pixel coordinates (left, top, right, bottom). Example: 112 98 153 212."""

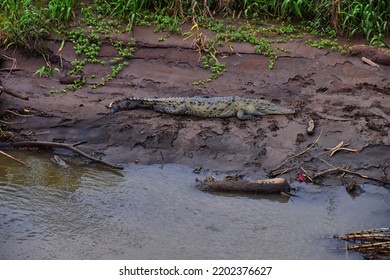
0 151 389 259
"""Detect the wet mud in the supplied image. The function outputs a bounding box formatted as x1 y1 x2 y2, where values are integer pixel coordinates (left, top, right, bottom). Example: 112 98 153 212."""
1 27 389 186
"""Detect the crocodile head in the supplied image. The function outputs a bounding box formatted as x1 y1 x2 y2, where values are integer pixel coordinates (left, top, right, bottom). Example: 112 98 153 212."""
255 100 295 115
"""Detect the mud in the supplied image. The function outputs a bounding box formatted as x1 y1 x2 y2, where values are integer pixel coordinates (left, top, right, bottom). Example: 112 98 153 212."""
1 27 389 185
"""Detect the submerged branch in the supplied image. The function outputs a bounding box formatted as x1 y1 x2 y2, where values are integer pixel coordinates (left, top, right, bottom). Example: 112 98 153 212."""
0 149 26 165
0 141 124 170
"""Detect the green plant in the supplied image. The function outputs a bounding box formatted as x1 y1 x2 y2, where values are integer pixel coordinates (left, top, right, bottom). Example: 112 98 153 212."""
66 78 86 90
67 30 104 63
183 22 227 86
44 0 81 30
306 38 351 54
68 59 85 75
0 0 45 48
0 0 80 48
34 65 59 78
370 34 389 48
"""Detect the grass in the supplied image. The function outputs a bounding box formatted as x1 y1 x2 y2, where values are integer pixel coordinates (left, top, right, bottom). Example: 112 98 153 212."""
2 1 388 49
0 0 80 49
1 1 389 89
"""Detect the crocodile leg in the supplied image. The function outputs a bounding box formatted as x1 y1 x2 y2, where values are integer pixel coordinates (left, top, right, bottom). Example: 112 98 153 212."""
237 110 257 120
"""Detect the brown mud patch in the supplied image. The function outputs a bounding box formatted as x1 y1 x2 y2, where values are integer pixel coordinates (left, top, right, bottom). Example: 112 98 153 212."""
1 27 389 186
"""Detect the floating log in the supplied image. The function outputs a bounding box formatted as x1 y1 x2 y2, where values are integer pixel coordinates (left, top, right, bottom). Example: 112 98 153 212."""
197 177 291 194
350 44 390 66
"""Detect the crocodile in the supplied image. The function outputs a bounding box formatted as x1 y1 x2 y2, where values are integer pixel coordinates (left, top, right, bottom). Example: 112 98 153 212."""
108 96 295 120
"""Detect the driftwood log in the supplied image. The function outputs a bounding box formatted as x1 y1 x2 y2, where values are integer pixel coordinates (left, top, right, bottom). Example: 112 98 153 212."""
197 176 291 194
350 44 390 66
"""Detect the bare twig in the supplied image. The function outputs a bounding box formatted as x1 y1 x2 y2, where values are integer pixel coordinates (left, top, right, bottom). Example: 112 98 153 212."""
300 167 313 182
312 166 388 184
0 120 17 125
325 141 359 156
268 165 300 177
0 68 22 72
283 128 324 162
0 150 26 165
318 157 336 168
3 110 33 118
2 54 18 78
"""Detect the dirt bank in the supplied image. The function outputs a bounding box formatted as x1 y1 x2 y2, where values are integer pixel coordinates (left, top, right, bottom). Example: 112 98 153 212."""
1 27 389 186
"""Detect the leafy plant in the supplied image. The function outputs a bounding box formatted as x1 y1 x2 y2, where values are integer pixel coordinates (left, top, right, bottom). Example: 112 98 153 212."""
0 0 80 48
34 65 59 78
306 38 351 54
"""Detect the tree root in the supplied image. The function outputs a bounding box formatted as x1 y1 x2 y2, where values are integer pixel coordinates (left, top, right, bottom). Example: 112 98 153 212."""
0 141 124 170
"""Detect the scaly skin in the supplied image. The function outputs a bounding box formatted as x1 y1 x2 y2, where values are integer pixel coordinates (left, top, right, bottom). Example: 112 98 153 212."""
109 96 295 120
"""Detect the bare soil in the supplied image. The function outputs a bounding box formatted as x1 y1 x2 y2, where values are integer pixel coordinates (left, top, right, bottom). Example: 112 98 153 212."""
1 27 389 186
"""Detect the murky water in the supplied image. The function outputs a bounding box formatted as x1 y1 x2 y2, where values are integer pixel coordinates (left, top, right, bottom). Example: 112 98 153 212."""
0 151 389 259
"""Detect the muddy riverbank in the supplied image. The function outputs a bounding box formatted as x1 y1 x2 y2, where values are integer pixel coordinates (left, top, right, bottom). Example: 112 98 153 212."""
1 27 389 186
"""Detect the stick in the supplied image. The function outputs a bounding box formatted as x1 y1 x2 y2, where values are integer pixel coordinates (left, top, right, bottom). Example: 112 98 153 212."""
283 128 323 162
0 68 22 72
362 56 380 68
0 141 124 170
1 86 29 100
300 167 313 182
3 109 33 117
268 165 300 177
0 150 26 165
312 167 388 184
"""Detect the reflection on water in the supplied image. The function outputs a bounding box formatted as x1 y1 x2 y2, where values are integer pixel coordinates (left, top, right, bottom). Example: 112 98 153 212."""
0 151 389 259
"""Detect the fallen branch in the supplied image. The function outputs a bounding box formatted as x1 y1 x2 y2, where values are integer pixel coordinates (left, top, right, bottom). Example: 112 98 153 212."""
0 141 124 170
312 166 388 184
0 149 26 165
0 68 22 72
197 177 291 194
1 85 29 100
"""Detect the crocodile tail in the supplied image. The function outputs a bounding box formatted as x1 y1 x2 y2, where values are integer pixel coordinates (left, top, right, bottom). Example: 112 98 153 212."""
108 98 138 113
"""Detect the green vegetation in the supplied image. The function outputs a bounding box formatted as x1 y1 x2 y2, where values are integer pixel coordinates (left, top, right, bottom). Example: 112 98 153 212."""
34 65 59 78
0 0 80 48
2 1 388 49
1 1 389 89
306 38 351 54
